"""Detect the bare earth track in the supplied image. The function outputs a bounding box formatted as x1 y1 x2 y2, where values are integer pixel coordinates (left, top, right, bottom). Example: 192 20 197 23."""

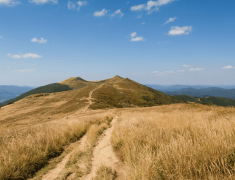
41 135 87 180
81 116 125 180
83 84 104 112
40 85 124 180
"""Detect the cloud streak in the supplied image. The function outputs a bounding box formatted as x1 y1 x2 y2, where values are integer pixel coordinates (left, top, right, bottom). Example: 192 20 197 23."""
94 9 107 17
222 65 235 69
28 0 58 4
164 17 177 25
68 0 87 10
31 37 47 43
188 68 204 71
111 9 124 18
168 26 193 36
130 32 145 42
8 53 42 59
131 0 176 14
0 0 20 6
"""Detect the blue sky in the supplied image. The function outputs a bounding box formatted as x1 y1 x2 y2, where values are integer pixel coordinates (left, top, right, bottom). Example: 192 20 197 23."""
0 0 235 86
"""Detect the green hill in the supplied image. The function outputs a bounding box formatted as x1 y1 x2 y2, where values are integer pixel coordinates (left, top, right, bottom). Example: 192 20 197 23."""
0 83 72 107
0 76 185 109
175 95 235 107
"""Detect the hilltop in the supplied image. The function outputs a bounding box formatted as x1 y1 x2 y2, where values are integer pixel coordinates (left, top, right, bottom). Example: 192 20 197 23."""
0 76 184 109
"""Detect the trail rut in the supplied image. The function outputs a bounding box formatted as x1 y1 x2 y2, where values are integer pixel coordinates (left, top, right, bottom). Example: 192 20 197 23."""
81 116 125 180
83 84 104 112
41 134 87 180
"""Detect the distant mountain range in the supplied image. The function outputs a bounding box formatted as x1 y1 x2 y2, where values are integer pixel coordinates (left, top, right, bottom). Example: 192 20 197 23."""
146 85 235 100
0 85 34 103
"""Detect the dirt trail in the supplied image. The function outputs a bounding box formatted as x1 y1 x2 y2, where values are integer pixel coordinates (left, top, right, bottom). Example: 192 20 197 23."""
83 84 104 112
41 134 87 180
81 116 125 180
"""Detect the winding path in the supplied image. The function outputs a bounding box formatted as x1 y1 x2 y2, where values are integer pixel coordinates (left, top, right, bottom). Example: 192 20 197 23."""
41 135 87 180
80 116 125 180
83 84 104 112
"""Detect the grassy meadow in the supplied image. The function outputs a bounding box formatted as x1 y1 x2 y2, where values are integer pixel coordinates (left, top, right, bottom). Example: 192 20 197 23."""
0 112 114 180
112 104 235 180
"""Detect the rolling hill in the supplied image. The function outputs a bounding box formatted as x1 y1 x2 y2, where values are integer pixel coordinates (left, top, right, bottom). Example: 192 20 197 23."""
0 76 185 109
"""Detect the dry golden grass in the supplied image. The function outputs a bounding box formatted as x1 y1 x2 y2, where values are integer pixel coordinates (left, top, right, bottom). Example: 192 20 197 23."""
0 112 113 180
112 104 235 180
92 166 117 180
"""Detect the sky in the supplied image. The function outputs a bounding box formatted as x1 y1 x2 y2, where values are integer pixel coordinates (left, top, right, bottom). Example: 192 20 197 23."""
0 0 235 86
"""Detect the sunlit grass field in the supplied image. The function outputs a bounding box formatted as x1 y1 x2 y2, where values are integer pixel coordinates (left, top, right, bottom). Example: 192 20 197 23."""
112 104 235 179
0 112 113 180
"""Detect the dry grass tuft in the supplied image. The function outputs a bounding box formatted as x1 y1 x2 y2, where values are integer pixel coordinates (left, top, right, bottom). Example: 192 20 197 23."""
92 166 117 180
0 113 113 180
112 104 235 180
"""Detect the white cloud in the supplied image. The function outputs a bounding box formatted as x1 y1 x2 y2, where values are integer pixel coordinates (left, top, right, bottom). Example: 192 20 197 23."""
131 4 145 11
0 0 20 6
0 36 3 38
15 69 36 73
137 14 142 18
31 37 47 43
177 70 185 72
131 0 175 14
130 32 137 38
7 66 10 68
130 32 145 42
152 71 174 75
131 37 145 42
28 0 58 4
142 22 145 25
182 65 192 67
168 26 193 36
188 68 204 71
164 17 177 25
8 53 42 59
111 9 124 18
94 9 107 17
222 65 235 69
68 0 87 10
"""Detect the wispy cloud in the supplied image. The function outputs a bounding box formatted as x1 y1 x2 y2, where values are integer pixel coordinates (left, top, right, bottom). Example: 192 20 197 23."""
8 53 42 59
68 0 87 10
111 9 124 18
130 32 137 38
151 71 174 75
142 22 145 25
130 32 145 42
182 65 192 67
131 0 176 14
164 17 177 25
188 68 204 71
0 36 3 38
15 69 36 73
0 0 20 6
28 0 58 5
152 68 204 75
31 37 47 43
94 9 108 17
168 26 193 36
222 65 235 69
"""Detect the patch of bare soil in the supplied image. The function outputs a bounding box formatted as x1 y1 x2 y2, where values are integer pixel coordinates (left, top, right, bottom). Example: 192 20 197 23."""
80 116 125 180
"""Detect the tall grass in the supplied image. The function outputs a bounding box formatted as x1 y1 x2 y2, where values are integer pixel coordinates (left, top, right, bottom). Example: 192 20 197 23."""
0 113 113 180
112 104 235 179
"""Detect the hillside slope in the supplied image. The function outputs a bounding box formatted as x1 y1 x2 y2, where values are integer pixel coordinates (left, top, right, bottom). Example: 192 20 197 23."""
0 83 72 107
163 87 235 99
175 95 235 107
